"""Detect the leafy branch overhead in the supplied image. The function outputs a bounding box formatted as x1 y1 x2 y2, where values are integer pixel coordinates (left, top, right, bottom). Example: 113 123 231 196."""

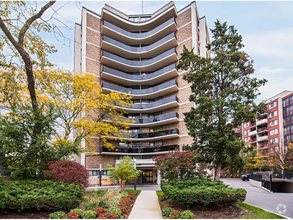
177 20 267 180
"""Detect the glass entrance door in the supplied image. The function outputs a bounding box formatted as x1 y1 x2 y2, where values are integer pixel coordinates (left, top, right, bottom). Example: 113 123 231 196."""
142 170 153 183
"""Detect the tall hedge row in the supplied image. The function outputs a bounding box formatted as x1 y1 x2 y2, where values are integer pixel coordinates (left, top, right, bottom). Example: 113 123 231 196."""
161 179 246 207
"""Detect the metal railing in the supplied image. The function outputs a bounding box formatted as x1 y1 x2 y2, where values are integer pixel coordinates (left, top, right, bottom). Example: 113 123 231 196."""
102 144 178 154
103 33 176 53
102 48 176 67
126 95 178 110
103 112 178 125
103 17 175 39
102 79 177 95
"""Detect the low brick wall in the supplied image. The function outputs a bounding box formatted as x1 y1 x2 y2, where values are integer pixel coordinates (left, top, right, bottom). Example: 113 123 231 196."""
250 179 262 188
88 176 115 186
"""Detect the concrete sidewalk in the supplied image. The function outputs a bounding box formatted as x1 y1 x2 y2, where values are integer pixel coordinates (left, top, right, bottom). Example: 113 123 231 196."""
129 190 162 219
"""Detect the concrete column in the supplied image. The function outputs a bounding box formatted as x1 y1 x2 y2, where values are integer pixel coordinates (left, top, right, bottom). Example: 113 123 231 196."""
157 170 161 185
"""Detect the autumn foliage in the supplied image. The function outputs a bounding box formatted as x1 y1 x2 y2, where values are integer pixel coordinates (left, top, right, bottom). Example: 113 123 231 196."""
43 160 89 188
154 149 208 181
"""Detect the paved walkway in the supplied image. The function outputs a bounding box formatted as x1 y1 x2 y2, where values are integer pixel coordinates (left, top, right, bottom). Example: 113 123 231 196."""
129 190 162 219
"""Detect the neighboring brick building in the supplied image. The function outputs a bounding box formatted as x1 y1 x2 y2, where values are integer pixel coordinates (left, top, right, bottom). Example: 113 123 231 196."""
74 1 210 185
242 90 293 155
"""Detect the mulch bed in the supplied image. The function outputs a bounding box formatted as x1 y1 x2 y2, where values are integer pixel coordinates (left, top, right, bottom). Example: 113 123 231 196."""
0 193 138 219
159 199 254 219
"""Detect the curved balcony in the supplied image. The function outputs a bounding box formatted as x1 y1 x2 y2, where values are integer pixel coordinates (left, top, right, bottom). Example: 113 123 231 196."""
102 18 177 45
115 95 179 113
101 48 178 72
101 144 178 156
101 3 177 32
102 79 178 99
102 33 177 59
107 127 179 141
103 111 179 127
101 64 178 86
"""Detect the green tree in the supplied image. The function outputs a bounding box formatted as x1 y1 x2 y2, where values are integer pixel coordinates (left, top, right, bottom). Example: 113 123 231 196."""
106 156 142 191
177 20 267 180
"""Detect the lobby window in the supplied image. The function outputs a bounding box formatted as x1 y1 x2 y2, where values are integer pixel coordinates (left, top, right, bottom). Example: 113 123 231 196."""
91 170 108 176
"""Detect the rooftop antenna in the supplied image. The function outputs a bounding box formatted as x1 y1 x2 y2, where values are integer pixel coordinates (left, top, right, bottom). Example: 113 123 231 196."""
142 1 143 14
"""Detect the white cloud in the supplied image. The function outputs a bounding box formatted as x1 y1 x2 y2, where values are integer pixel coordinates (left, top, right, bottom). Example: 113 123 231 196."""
257 67 289 76
243 27 293 60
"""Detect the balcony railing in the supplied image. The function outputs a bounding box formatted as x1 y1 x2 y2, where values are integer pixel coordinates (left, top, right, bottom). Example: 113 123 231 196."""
250 122 256 126
103 112 178 125
102 144 178 154
114 127 179 139
102 79 177 95
103 33 176 54
258 135 268 142
102 64 177 82
102 48 176 67
103 18 175 39
250 138 257 143
125 95 178 110
249 130 257 136
256 118 268 125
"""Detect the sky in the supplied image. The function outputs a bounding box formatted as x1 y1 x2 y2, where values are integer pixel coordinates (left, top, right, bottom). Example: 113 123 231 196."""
42 1 293 104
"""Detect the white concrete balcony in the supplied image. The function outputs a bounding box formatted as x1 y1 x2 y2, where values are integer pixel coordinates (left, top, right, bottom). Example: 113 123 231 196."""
256 118 268 126
257 135 268 142
249 130 257 136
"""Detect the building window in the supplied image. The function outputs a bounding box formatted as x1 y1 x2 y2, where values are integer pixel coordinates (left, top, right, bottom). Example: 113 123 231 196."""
269 101 277 109
269 111 277 118
269 129 278 136
244 130 249 135
91 170 108 176
269 120 277 127
270 137 278 144
244 137 250 142
244 122 250 128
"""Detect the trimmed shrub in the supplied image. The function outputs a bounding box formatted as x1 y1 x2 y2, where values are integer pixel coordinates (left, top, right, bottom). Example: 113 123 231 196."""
162 207 174 217
0 180 83 211
49 211 65 219
81 210 96 219
161 179 247 207
181 210 194 219
43 161 89 188
106 207 122 218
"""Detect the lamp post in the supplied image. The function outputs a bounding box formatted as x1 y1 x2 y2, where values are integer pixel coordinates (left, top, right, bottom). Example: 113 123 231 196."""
99 164 102 187
134 161 136 190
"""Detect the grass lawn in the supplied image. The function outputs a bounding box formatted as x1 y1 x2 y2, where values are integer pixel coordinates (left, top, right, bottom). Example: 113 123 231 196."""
156 190 164 199
124 189 141 195
237 202 286 219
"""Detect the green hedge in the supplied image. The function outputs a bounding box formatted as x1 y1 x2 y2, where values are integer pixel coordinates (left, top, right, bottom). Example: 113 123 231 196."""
161 179 246 207
0 180 83 211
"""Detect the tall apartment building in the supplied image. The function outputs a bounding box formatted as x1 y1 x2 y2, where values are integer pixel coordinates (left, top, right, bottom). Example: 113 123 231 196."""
74 1 210 185
242 90 293 155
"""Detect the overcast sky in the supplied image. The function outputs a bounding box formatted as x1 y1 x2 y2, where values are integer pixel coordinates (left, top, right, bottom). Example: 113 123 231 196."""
43 1 293 104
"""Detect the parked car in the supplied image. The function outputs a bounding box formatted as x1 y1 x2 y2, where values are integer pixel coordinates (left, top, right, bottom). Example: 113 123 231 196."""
241 174 251 181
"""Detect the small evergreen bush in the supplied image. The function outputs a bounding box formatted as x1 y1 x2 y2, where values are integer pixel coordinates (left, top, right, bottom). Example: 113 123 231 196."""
181 210 194 219
81 210 96 219
43 161 89 188
49 211 65 219
106 207 122 218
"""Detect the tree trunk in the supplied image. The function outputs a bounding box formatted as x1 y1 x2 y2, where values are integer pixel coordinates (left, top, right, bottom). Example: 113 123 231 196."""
214 164 221 180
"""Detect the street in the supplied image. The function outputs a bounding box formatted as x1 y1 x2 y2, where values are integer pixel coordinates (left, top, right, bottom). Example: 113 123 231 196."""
221 178 293 218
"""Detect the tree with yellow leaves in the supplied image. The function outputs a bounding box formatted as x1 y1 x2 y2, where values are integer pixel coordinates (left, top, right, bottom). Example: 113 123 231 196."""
252 151 270 171
0 2 134 179
268 143 293 173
